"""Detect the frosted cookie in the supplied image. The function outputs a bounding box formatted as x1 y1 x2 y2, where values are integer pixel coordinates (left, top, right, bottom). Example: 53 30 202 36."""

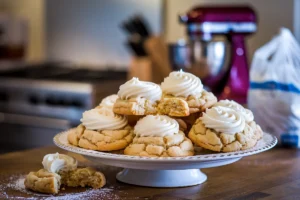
213 100 263 140
98 94 118 109
188 106 257 152
68 107 134 151
60 167 106 189
158 70 217 117
42 153 77 173
113 77 162 115
124 115 194 157
25 169 61 194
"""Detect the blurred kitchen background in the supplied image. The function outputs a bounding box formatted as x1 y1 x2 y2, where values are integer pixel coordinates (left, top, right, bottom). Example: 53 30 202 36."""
0 0 297 153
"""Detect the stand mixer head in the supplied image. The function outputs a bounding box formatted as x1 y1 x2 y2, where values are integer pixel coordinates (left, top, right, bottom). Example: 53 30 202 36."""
179 6 257 104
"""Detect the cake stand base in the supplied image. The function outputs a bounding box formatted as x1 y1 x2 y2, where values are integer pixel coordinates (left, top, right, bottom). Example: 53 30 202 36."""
116 169 207 187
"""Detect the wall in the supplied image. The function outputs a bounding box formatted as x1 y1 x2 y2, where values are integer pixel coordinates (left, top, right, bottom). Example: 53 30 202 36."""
0 0 45 61
45 0 162 69
0 0 295 66
164 0 294 62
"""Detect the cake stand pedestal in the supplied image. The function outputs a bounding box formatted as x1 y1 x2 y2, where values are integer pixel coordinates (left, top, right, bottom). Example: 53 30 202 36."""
116 169 207 187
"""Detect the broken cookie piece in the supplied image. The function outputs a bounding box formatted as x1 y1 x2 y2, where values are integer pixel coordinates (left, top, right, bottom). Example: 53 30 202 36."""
60 167 106 189
24 169 61 194
24 153 106 194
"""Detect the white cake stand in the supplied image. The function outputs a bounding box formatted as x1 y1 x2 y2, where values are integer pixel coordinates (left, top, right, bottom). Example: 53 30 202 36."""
54 130 277 187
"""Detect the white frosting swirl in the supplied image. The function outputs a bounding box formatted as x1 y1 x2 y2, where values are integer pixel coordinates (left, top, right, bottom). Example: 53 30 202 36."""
118 77 162 101
80 107 127 130
134 115 179 137
99 94 118 109
42 153 77 173
200 106 246 134
160 70 203 97
213 100 254 122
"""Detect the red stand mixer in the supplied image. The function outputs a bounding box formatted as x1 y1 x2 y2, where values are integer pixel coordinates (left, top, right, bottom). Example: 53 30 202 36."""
179 6 257 104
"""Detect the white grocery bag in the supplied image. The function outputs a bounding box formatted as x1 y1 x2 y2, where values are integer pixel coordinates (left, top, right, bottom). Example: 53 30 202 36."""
248 28 300 147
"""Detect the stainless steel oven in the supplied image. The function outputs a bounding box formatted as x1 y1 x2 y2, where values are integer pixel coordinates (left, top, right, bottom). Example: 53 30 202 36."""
0 63 126 153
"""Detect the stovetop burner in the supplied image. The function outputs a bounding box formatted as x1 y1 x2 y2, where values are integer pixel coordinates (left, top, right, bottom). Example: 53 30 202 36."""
0 63 127 82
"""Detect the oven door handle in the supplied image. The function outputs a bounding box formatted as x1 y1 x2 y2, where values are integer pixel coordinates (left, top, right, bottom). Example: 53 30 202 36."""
0 112 71 130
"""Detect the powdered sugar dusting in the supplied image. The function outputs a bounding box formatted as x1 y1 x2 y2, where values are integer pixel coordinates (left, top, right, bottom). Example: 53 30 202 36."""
0 174 126 200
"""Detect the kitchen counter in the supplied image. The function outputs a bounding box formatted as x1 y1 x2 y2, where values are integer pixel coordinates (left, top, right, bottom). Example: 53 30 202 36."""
0 146 299 199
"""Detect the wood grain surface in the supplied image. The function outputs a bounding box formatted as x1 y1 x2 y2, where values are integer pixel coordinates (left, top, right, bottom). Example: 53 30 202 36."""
0 146 298 200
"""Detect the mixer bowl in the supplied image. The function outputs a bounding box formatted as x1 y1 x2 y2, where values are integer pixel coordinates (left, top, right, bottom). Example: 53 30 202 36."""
169 37 230 89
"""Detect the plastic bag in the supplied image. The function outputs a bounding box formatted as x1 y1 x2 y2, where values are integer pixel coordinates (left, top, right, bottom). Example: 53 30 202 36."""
248 28 300 147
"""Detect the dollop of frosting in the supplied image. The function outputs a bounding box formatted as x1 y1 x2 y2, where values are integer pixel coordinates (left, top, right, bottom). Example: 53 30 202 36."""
134 115 179 137
80 107 127 130
200 106 246 134
99 94 118 109
160 70 203 97
213 100 254 122
42 153 77 173
118 77 162 101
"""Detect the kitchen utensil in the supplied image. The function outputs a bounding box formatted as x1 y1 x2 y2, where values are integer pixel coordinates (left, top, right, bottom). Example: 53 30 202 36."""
127 39 147 57
131 15 150 38
169 38 231 85
121 15 151 39
121 15 170 83
54 129 277 187
179 6 257 104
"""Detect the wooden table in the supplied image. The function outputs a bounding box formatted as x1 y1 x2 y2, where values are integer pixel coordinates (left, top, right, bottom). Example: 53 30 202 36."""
0 146 299 200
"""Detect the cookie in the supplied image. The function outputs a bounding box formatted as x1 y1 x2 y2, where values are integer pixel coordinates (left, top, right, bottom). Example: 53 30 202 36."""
188 106 258 152
69 124 134 151
124 115 194 157
69 107 134 151
212 99 263 141
60 167 106 189
249 121 263 140
25 169 61 194
124 131 194 157
113 77 162 116
113 97 158 115
159 71 217 117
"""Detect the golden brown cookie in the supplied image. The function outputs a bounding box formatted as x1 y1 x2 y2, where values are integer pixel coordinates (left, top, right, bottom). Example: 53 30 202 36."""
60 167 106 189
158 90 217 117
249 121 263 140
68 124 85 146
24 169 61 194
69 125 134 151
124 131 194 157
113 97 158 115
188 119 257 152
